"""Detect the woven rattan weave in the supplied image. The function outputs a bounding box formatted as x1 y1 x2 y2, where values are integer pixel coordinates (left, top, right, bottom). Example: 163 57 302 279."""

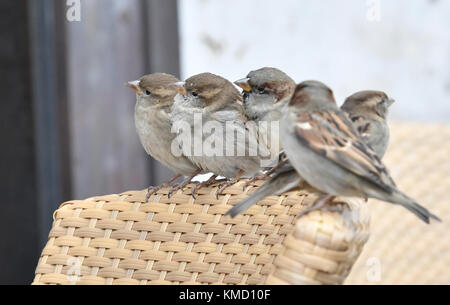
33 181 368 285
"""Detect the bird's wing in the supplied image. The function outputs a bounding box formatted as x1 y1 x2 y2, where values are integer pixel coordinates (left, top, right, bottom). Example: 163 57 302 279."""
294 110 395 192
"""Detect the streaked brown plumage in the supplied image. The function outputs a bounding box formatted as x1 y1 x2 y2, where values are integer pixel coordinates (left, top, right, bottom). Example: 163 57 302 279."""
341 90 394 158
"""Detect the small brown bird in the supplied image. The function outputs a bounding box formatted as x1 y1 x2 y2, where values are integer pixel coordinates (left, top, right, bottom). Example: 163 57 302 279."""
171 72 266 197
126 73 201 200
341 90 394 158
226 78 330 218
235 67 296 186
235 67 296 122
279 81 439 223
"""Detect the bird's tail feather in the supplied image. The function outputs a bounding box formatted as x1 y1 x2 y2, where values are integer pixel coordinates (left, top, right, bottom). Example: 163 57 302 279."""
388 190 441 224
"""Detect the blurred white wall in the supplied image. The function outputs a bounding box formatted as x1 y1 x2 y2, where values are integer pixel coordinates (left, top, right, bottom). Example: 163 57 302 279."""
178 0 450 123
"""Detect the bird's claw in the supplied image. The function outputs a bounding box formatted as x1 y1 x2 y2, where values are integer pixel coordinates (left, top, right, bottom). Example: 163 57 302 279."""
242 175 269 191
166 170 201 199
216 179 236 200
145 174 184 202
167 183 183 199
167 180 191 199
298 195 336 218
190 182 202 199
167 186 178 199
145 185 166 202
191 175 224 199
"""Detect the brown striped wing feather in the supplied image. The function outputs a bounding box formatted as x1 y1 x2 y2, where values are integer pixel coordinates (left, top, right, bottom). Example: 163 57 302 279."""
294 110 396 192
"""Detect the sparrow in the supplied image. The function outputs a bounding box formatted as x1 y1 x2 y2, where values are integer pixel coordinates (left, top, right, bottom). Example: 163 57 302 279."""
226 88 393 217
278 80 439 223
234 67 296 187
171 72 267 197
341 90 394 159
235 67 296 123
126 73 201 200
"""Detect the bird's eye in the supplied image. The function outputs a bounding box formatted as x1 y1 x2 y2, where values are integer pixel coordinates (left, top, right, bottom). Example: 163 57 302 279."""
192 92 198 97
145 90 151 95
351 115 361 122
257 86 265 94
243 91 249 100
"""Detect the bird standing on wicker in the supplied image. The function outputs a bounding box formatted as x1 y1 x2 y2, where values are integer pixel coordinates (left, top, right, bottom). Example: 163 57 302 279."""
278 80 440 223
126 73 202 201
234 67 296 186
171 72 269 198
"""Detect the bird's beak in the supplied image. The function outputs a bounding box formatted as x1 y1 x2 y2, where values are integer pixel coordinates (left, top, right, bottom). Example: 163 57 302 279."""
387 98 395 107
234 78 251 92
172 81 187 95
125 80 142 94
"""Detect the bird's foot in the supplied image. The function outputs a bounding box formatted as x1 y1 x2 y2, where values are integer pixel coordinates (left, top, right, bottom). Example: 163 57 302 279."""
145 174 182 202
215 170 245 199
145 184 165 202
191 175 221 198
167 171 200 198
216 179 237 199
298 195 336 218
242 174 270 191
167 180 190 199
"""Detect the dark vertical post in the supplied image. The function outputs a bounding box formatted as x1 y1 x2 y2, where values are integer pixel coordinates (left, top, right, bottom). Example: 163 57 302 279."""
0 0 69 284
28 0 72 248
